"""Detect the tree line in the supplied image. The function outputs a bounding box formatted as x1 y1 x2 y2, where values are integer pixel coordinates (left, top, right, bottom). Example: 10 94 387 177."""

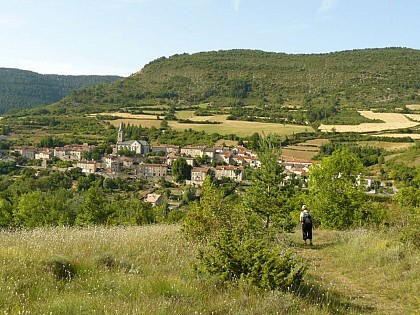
0 68 121 114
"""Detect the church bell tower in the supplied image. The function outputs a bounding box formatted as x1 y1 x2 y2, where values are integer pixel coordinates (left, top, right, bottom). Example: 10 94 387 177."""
117 122 124 143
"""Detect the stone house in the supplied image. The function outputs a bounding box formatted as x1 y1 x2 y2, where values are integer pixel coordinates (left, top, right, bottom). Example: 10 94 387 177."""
141 163 168 178
12 146 37 159
151 145 180 155
180 145 207 158
189 167 210 186
35 148 53 160
76 160 97 174
215 165 245 182
145 193 164 207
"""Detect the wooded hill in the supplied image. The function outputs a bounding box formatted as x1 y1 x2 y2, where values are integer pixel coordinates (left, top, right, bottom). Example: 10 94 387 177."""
62 48 419 111
0 68 122 114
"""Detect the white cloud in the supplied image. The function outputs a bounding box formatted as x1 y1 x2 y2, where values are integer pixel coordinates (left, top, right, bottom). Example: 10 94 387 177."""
318 0 337 13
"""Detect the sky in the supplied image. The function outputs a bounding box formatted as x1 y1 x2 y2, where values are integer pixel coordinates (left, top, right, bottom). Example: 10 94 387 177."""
0 0 419 76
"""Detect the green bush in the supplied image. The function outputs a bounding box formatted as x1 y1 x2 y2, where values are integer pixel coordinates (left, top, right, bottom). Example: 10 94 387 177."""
399 211 420 249
44 256 77 281
96 253 133 272
96 253 117 269
197 230 306 290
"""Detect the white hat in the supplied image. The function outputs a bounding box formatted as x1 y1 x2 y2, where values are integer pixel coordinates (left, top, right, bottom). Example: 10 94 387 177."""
302 205 307 210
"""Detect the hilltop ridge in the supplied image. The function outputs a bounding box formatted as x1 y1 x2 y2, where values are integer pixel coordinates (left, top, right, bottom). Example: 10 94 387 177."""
62 47 419 110
0 68 122 114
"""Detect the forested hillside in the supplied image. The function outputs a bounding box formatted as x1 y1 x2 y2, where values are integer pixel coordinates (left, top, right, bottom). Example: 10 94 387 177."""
63 48 419 111
0 68 121 114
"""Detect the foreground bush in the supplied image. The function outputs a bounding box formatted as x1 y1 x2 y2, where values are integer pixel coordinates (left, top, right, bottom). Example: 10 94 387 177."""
197 230 306 290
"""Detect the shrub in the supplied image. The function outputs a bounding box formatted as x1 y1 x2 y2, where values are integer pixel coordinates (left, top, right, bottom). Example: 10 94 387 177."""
96 253 133 272
96 253 117 269
197 230 306 290
45 256 77 281
398 211 420 249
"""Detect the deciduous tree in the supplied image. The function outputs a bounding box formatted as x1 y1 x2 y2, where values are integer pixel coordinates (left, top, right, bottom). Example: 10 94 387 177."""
308 148 367 229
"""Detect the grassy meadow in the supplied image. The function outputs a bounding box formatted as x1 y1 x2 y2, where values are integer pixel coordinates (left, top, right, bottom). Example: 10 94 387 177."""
1 225 418 314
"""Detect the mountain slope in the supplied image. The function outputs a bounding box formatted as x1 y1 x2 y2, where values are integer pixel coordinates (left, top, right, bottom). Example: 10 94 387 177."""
0 68 122 114
62 48 419 109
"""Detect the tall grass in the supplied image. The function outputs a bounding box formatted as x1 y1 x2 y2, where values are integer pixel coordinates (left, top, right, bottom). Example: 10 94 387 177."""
291 228 419 315
0 225 418 314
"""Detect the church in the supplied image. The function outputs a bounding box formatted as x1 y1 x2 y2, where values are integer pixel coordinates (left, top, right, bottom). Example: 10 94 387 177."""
115 123 151 155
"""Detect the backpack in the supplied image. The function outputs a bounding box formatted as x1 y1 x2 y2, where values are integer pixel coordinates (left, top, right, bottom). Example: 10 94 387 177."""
303 214 312 225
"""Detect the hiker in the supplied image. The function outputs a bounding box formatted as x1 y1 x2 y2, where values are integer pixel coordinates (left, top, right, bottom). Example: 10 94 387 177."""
300 205 313 246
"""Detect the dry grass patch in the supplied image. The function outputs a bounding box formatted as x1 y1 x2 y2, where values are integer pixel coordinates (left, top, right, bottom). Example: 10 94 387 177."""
301 139 329 147
94 112 161 120
371 133 420 139
170 116 312 137
406 104 420 110
319 111 419 133
404 114 420 121
109 119 162 128
286 145 319 152
358 141 415 151
281 148 318 161
175 110 195 120
214 139 238 147
95 111 313 137
92 112 162 128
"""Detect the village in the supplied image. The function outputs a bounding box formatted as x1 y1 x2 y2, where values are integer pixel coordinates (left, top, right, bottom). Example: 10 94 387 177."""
7 124 315 202
7 123 397 208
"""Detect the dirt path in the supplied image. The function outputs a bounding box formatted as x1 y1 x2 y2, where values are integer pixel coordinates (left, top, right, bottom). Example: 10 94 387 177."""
290 229 413 314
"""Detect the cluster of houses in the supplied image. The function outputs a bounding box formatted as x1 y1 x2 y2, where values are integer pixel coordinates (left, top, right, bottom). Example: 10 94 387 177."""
9 123 313 187
8 123 398 207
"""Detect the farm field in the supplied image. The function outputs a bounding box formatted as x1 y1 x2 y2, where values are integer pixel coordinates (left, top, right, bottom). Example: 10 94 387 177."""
358 141 415 151
109 118 161 128
403 114 420 121
93 112 163 128
319 111 420 133
281 147 318 161
173 111 313 137
170 119 311 137
280 139 329 161
406 104 420 110
100 112 313 138
371 133 420 139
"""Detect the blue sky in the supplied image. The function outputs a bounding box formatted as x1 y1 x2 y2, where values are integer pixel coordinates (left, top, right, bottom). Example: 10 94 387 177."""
0 0 418 76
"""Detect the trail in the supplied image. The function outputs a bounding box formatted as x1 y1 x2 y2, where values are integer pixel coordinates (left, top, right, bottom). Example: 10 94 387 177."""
290 229 415 315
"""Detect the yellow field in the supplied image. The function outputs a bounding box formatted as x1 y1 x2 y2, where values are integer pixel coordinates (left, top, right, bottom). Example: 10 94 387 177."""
281 148 318 160
170 118 311 137
175 110 195 120
214 139 238 146
371 133 420 139
404 114 420 121
358 141 415 151
319 111 419 133
406 104 420 110
95 112 161 120
109 119 162 128
100 111 313 137
298 139 329 146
